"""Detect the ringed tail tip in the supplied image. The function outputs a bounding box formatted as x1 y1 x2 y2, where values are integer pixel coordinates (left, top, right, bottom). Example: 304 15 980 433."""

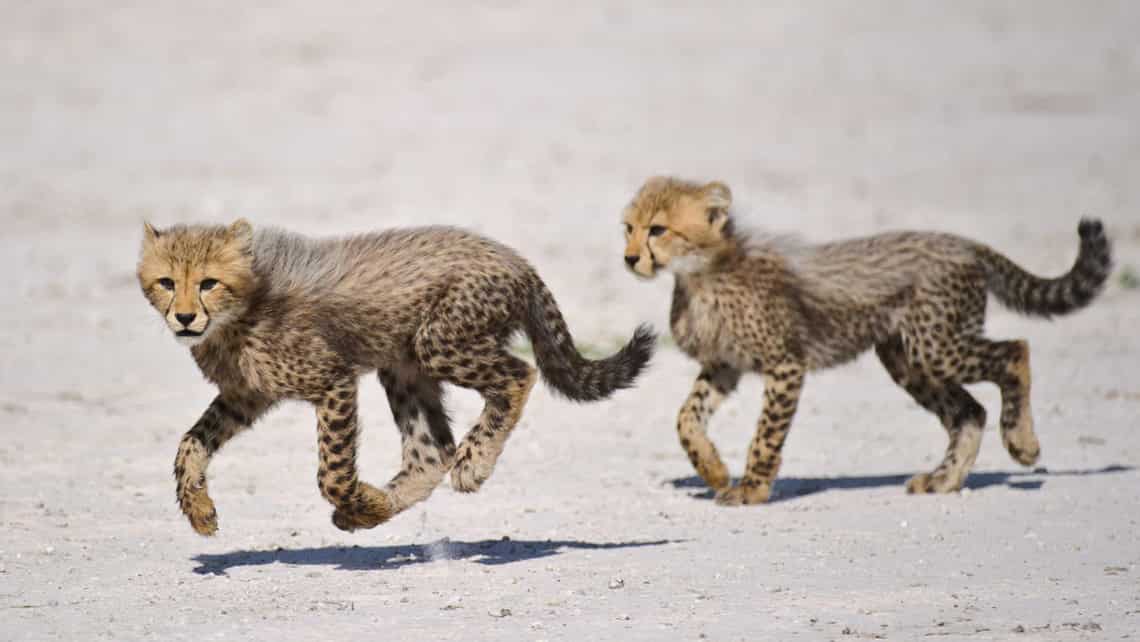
1078 217 1104 242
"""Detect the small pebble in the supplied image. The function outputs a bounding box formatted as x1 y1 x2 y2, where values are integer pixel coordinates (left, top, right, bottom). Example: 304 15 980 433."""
608 578 625 590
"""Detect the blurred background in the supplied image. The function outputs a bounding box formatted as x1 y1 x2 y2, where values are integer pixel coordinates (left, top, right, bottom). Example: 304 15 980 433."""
4 2 1139 354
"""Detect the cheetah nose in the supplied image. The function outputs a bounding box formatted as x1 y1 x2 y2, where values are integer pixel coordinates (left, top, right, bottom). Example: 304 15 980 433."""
175 312 197 327
624 255 639 268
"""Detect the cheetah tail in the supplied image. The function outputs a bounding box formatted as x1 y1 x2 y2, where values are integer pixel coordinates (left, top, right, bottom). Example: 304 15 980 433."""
522 280 656 402
978 218 1112 319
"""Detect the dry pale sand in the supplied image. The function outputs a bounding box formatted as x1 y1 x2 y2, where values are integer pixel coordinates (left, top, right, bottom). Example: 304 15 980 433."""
2 2 1139 640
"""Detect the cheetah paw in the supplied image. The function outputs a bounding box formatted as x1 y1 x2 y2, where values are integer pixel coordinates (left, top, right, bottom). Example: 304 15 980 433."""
332 508 387 532
714 483 771 506
1003 431 1041 467
331 482 394 532
449 443 497 493
905 471 964 494
181 491 219 536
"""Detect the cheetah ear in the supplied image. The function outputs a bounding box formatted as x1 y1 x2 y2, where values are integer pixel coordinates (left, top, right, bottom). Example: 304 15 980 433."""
702 181 732 209
702 182 732 236
142 221 161 244
227 218 254 247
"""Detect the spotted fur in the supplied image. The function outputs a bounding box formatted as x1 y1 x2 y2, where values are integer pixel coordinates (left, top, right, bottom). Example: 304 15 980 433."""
622 177 1111 503
139 220 655 535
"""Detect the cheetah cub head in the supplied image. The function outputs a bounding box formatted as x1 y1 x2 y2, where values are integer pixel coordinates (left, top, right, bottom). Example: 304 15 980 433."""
621 176 734 278
137 219 256 347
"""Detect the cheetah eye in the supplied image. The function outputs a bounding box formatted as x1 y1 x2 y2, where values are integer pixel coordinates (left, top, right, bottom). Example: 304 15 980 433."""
200 278 219 291
157 278 175 291
624 223 632 235
648 225 667 237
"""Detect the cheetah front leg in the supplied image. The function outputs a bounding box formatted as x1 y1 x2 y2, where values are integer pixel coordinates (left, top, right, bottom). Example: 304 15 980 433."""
716 362 804 506
676 364 740 490
173 395 267 535
314 381 395 532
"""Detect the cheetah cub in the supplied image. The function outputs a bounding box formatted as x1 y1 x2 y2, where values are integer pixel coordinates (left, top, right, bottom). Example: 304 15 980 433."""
139 220 655 535
622 177 1111 505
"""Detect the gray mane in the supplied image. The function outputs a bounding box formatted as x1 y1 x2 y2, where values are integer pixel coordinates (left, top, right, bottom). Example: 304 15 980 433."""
251 228 360 296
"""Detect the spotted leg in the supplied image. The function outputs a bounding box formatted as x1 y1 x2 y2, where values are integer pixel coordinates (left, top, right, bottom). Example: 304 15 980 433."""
377 367 456 512
314 380 395 532
877 335 987 493
959 338 1039 466
416 326 537 493
447 351 536 494
716 362 805 506
173 394 268 536
676 364 740 490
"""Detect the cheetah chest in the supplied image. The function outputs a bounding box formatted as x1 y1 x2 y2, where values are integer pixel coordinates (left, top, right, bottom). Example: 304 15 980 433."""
670 278 757 370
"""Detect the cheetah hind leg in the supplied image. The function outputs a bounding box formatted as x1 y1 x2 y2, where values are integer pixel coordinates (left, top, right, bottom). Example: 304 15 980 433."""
952 336 1040 467
449 358 537 493
373 368 457 514
905 412 984 494
995 340 1040 466
417 333 538 493
876 337 986 494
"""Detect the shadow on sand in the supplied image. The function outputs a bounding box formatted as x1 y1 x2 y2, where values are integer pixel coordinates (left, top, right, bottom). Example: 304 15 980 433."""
667 464 1134 503
192 537 676 576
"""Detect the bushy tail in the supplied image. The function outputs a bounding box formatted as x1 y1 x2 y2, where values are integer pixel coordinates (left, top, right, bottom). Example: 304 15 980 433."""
978 218 1112 318
523 280 656 402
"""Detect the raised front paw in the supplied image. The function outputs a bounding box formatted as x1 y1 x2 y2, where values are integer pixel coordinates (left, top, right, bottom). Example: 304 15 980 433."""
449 442 497 493
331 482 394 532
906 470 964 494
714 482 771 506
180 490 219 536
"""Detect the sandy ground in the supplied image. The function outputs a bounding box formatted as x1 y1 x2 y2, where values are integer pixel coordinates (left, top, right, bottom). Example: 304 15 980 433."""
3 2 1140 640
